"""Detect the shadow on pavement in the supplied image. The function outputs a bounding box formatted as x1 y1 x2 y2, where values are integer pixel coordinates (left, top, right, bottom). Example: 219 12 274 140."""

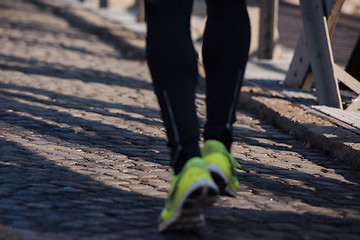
1 135 359 239
0 0 360 238
0 82 162 127
0 54 153 91
1 83 360 238
0 93 167 166
233 122 360 209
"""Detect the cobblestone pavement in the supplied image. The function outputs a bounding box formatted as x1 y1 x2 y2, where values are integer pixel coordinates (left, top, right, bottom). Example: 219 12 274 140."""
0 1 360 239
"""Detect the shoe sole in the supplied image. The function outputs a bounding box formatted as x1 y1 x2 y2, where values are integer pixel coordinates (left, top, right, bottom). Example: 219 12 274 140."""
207 163 236 197
158 179 218 232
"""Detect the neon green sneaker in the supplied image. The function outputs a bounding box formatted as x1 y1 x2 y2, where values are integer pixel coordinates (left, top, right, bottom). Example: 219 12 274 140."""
201 140 241 197
158 157 219 232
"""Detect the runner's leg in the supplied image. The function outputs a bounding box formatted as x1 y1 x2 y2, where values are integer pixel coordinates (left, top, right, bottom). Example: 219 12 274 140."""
145 0 199 174
202 0 251 151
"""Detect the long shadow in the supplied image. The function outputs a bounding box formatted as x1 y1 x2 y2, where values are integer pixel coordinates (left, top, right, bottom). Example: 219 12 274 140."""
0 82 162 127
0 79 359 238
205 206 360 239
0 136 173 239
1 136 360 239
1 1 359 237
0 16 90 41
0 95 168 165
234 108 360 169
0 54 152 91
25 0 141 61
1 80 358 237
0 12 125 60
0 0 138 61
231 118 360 212
2 33 121 59
236 157 360 211
1 79 359 215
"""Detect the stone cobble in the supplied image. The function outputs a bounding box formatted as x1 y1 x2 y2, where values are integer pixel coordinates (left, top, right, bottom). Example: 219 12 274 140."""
0 0 360 239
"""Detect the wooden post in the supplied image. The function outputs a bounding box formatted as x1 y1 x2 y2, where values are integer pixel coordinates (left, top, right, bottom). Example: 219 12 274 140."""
137 0 145 22
300 0 342 108
258 0 281 59
334 64 360 94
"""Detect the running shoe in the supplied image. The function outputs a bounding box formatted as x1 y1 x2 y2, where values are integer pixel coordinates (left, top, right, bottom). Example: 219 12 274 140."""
158 157 219 232
201 140 240 197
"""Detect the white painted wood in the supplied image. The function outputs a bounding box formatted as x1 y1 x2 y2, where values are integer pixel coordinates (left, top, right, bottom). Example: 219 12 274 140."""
300 0 342 108
346 96 360 111
334 64 360 95
284 33 311 88
313 105 360 129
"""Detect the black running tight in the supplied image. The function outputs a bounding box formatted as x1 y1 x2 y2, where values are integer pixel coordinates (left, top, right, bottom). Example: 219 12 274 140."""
145 0 250 174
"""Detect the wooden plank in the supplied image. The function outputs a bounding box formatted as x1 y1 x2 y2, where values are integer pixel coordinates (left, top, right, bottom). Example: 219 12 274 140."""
248 6 261 56
300 0 342 108
312 105 360 133
258 0 281 59
301 70 313 90
324 0 345 33
284 33 311 88
346 96 360 111
137 0 145 22
334 64 360 94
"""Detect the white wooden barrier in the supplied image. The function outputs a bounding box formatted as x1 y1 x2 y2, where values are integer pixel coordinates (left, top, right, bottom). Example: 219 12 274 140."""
285 0 360 109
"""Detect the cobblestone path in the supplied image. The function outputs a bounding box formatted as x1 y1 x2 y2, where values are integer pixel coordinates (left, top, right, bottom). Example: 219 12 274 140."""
0 1 360 239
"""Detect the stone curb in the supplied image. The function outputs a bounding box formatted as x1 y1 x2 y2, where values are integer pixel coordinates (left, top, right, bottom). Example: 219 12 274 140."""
29 0 360 170
239 87 360 170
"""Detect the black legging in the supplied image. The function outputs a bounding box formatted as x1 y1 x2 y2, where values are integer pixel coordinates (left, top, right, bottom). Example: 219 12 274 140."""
145 0 250 174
